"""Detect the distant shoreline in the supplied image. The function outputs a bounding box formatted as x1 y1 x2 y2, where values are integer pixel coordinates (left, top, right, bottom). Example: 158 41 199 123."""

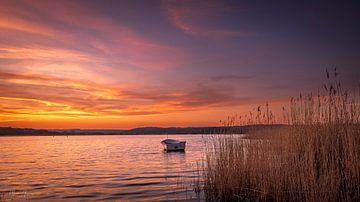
0 125 285 136
0 133 240 137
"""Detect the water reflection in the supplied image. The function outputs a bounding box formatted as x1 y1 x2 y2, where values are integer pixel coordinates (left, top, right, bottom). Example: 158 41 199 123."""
0 135 205 201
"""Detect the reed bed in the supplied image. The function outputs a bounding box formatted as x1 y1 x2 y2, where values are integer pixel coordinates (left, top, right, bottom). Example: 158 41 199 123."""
201 70 360 201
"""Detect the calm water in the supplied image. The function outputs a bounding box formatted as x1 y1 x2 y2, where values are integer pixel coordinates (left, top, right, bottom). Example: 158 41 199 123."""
0 135 208 201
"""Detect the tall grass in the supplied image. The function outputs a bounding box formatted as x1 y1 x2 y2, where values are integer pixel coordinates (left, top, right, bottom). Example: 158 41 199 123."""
201 70 360 201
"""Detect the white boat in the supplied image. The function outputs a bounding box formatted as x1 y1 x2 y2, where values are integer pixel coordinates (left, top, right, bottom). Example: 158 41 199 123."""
161 139 186 151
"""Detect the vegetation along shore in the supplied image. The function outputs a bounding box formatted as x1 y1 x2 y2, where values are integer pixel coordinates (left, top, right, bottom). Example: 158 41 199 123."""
198 70 360 201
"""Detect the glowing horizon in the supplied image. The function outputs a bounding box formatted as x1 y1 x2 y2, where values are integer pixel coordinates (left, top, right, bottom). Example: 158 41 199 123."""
1 1 359 129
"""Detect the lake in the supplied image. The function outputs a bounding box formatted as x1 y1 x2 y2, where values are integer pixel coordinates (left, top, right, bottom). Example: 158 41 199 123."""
0 135 209 201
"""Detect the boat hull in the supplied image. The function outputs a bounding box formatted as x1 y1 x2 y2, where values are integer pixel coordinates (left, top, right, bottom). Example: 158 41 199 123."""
162 142 186 151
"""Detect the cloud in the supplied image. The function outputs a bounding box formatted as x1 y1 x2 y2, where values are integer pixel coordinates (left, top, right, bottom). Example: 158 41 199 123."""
163 0 252 38
0 71 239 123
0 0 192 125
0 1 265 127
178 85 234 108
0 71 284 129
210 75 254 82
0 47 91 61
0 0 185 72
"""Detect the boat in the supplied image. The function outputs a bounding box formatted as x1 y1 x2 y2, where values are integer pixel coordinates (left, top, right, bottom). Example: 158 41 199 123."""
161 139 186 151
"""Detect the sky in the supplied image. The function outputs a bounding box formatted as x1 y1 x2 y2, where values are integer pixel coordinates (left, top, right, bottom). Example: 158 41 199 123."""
0 0 359 129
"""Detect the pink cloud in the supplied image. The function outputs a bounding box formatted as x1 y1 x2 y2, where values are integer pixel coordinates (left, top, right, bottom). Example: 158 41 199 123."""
0 0 186 72
163 0 252 38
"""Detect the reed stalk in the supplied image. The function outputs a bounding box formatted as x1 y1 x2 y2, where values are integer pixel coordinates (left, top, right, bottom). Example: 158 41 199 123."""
201 69 360 201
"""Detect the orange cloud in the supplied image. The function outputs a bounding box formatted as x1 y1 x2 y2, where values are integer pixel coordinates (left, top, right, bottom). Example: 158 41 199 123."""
0 47 91 61
0 71 241 126
0 71 292 129
2 68 290 128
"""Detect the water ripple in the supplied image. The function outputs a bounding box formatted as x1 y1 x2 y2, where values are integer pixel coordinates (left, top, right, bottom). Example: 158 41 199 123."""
0 134 207 201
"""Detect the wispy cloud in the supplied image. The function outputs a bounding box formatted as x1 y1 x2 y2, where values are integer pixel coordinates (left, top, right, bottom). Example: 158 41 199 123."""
210 75 254 82
163 0 252 38
0 71 239 123
0 0 185 73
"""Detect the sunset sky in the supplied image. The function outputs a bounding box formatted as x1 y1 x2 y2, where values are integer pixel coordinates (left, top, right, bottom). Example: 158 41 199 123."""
0 0 359 129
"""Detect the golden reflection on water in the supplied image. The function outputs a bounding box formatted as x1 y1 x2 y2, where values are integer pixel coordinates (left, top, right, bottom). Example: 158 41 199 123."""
0 135 205 201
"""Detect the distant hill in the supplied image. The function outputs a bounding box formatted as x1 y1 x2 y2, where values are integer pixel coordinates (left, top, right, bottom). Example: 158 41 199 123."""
122 125 285 135
0 125 286 136
0 127 58 136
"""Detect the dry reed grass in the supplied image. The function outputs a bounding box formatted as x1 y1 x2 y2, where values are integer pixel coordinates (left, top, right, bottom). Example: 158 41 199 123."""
201 69 360 201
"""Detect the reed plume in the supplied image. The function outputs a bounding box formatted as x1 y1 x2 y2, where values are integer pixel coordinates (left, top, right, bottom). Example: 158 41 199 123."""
201 69 360 201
